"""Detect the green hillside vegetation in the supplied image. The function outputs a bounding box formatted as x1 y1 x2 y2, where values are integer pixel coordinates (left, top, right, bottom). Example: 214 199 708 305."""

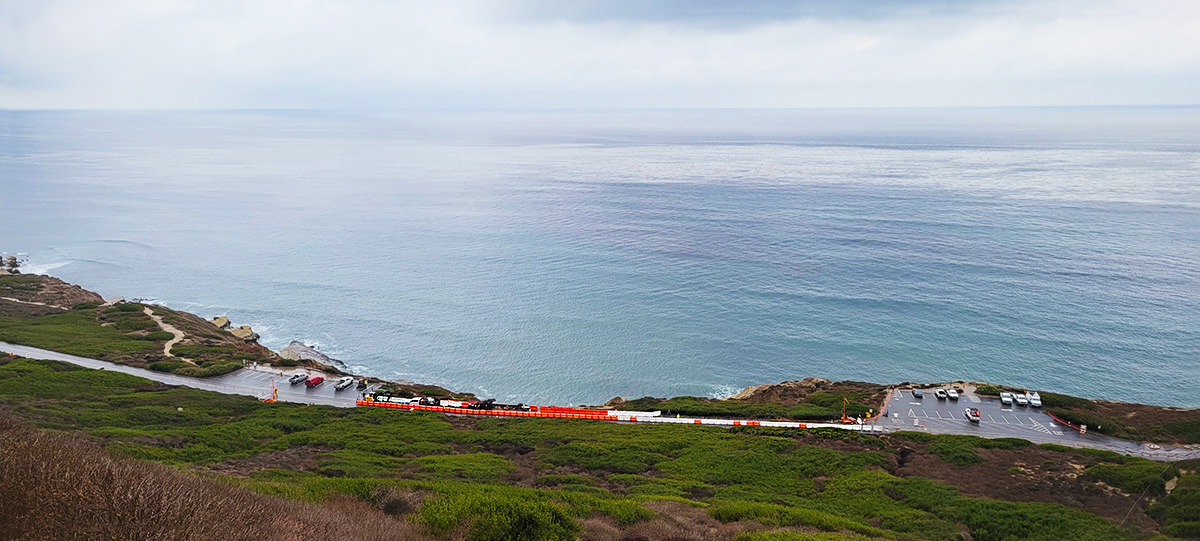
0 304 160 358
0 356 1184 540
0 300 275 376
615 393 877 422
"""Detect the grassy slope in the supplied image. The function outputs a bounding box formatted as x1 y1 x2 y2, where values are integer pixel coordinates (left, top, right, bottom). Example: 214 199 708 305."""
1 357 1182 541
0 306 159 358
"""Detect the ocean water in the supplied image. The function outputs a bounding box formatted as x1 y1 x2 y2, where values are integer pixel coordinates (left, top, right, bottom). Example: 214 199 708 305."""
2 108 1198 407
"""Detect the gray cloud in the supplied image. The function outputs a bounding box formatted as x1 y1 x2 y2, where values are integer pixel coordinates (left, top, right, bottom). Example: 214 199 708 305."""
509 0 995 27
0 0 1196 109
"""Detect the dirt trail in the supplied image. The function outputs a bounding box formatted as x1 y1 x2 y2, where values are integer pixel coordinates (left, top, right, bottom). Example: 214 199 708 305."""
144 307 186 357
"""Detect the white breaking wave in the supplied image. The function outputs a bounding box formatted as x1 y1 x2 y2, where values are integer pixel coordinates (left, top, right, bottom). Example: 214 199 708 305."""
16 260 71 275
707 384 743 400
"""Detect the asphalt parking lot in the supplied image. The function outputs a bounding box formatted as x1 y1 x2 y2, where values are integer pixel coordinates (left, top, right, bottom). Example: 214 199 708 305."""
216 367 377 407
877 385 1195 459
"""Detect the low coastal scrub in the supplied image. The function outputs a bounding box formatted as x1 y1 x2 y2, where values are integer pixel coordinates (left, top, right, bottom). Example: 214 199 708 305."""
974 384 1004 396
615 393 875 421
0 357 1182 540
0 310 159 358
1148 473 1200 539
894 433 1032 466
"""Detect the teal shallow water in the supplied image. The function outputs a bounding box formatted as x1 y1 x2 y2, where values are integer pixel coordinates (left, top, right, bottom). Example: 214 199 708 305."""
3 108 1198 406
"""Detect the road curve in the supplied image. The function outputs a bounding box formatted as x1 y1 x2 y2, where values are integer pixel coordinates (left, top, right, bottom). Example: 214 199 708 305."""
1 341 361 408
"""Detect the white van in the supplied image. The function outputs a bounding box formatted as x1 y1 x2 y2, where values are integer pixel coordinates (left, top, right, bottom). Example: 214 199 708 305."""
999 392 1014 406
1028 392 1042 407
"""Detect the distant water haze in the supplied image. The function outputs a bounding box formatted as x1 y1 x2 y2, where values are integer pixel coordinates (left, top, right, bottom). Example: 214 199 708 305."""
3 108 1198 407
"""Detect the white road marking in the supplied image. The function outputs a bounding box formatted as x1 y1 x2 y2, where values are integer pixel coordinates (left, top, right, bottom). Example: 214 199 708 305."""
988 414 996 422
968 395 981 403
935 411 943 419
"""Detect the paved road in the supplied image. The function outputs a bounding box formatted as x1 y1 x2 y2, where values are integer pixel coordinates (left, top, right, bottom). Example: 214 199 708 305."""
1 341 365 408
876 387 1200 461
3 341 1197 462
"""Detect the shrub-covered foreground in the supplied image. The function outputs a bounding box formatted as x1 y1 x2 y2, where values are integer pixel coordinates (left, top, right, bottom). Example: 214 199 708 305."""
0 357 1186 540
0 415 419 541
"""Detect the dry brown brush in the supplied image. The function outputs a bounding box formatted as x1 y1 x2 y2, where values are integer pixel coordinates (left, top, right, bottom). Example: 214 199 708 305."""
0 415 421 541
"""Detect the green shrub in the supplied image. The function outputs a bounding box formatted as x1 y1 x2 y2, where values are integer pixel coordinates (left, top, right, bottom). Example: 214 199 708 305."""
72 302 101 310
709 501 886 536
927 439 984 466
543 443 666 474
1085 461 1174 496
149 361 189 373
1164 521 1200 538
140 331 175 341
975 384 1004 396
277 358 299 367
173 362 242 378
115 317 156 332
171 344 236 359
535 474 596 487
412 454 514 483
418 489 580 540
737 533 877 541
1161 420 1200 444
104 303 144 313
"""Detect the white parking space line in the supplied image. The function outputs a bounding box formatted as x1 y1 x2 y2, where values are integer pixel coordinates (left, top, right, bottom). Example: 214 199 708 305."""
968 395 981 403
988 415 996 422
935 411 943 419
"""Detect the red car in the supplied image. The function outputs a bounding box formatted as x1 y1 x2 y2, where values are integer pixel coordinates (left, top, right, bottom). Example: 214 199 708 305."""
305 376 324 387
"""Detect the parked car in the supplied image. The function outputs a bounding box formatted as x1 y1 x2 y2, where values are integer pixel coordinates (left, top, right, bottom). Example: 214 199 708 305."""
911 389 924 399
356 379 368 390
288 373 308 385
999 391 1014 405
334 376 354 391
947 389 959 400
1028 392 1042 407
1014 393 1029 406
305 376 324 387
934 389 948 400
965 408 981 422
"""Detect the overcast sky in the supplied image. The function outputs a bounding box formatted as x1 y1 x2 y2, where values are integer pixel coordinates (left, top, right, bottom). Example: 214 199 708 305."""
1 0 1198 109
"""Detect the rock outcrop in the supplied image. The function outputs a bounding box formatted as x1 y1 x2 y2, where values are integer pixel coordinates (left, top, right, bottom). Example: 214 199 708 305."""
279 341 346 369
